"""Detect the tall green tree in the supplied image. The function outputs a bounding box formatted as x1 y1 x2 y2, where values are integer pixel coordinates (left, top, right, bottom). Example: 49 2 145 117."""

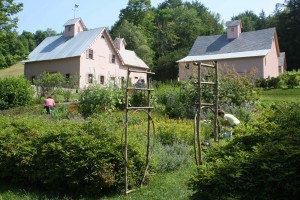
111 20 154 67
0 0 23 68
152 0 223 80
19 31 36 53
34 29 57 46
275 0 300 70
232 10 260 31
119 0 152 27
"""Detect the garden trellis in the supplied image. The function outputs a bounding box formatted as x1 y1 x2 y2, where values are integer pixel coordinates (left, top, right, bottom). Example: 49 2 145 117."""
123 68 155 194
189 61 219 165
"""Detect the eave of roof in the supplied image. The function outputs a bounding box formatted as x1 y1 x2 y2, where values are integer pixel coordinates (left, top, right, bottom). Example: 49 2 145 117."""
177 49 270 63
119 49 148 69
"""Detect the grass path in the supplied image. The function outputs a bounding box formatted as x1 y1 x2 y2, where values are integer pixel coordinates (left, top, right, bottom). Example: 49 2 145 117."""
103 162 195 200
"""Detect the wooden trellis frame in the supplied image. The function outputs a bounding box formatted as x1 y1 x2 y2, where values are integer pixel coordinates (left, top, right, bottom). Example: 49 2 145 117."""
193 61 219 166
123 68 155 194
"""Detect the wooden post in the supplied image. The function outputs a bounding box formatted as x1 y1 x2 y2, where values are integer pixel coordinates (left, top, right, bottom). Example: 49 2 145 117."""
124 68 130 194
197 62 202 165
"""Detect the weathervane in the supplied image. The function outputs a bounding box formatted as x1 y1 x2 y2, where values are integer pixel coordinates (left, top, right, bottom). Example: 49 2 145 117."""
72 4 79 18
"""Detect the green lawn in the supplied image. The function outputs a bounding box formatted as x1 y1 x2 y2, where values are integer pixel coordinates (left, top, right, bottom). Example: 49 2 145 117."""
260 88 300 103
0 62 24 79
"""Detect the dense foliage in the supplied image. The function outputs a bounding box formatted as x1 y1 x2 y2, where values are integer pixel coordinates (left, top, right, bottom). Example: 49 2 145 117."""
154 67 259 119
190 102 300 200
0 113 147 195
256 70 300 89
0 76 34 109
78 85 126 117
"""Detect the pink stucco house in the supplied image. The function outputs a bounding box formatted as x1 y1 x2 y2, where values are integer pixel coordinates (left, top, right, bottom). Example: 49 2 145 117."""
177 20 287 81
24 18 149 88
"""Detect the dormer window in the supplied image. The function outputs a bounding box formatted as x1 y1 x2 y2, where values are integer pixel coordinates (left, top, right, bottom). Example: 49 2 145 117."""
68 26 71 32
231 27 234 32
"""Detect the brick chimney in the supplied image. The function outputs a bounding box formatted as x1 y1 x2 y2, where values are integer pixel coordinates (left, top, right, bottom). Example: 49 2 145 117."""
63 18 85 38
226 20 242 39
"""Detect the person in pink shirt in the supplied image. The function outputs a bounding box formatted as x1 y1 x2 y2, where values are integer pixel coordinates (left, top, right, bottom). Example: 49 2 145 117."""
44 96 55 114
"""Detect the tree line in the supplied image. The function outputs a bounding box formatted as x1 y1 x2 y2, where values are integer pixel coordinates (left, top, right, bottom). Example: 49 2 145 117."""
1 0 299 81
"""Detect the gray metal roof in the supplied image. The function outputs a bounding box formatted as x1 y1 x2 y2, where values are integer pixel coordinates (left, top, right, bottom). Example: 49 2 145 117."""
225 20 241 27
64 18 81 26
188 27 276 57
25 27 105 62
119 49 148 69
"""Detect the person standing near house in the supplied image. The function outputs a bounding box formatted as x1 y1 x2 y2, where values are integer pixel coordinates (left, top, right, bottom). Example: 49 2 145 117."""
44 96 55 114
218 109 240 139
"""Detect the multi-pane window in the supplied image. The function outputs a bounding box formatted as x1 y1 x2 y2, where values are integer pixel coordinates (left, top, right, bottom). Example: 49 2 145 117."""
88 49 93 59
112 54 116 63
100 75 105 84
88 74 93 84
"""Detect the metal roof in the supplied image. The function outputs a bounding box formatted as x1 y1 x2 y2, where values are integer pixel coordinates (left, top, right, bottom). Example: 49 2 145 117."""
24 27 105 62
225 20 242 27
186 28 276 59
64 18 81 26
177 49 270 62
119 49 148 69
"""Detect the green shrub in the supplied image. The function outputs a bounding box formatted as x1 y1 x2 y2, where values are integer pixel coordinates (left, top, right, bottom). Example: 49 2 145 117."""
0 112 147 196
155 82 196 119
155 118 194 145
190 102 300 200
33 72 65 97
153 142 192 172
78 86 125 117
219 68 259 106
0 76 34 110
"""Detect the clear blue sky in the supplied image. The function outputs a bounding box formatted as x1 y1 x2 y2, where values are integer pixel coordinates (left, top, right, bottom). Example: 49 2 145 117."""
14 0 285 34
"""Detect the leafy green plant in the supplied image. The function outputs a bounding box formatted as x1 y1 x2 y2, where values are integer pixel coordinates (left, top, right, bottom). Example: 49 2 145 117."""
33 72 64 97
78 85 126 117
219 68 259 106
190 102 300 200
0 76 34 110
0 112 148 196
